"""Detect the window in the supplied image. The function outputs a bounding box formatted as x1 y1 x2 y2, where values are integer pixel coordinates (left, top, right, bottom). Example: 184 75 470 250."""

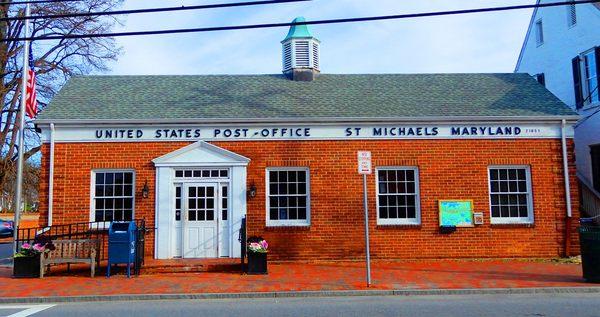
534 73 546 87
583 50 599 104
221 184 228 221
266 168 310 226
567 2 577 27
488 166 533 224
174 169 228 179
592 145 600 193
376 167 420 225
535 20 544 46
174 185 182 221
93 171 135 222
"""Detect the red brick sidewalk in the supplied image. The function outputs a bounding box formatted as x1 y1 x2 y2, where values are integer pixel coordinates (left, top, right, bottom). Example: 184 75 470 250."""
0 259 592 299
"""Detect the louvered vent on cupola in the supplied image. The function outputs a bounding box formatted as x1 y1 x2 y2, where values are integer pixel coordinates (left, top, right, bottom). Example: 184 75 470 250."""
281 17 321 81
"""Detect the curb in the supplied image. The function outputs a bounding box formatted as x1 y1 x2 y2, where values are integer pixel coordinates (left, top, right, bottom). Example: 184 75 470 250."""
1 287 600 304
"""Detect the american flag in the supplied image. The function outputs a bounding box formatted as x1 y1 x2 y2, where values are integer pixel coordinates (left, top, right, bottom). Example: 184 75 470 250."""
25 45 38 119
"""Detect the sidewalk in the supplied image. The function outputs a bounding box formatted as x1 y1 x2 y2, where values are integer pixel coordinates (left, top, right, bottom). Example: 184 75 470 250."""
0 259 595 301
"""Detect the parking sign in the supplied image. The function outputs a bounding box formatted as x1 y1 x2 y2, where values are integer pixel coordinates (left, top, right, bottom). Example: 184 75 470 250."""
357 151 372 175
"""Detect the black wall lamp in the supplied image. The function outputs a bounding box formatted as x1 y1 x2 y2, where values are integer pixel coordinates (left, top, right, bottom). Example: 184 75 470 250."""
142 180 150 198
248 184 257 198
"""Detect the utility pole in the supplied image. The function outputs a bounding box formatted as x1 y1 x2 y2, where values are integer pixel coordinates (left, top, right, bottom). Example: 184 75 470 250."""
13 3 31 254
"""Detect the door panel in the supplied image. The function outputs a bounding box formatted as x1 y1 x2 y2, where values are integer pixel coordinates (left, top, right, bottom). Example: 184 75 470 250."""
183 183 218 258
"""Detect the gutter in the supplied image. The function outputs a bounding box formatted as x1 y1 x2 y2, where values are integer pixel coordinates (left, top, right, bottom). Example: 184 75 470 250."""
48 123 55 226
561 119 573 257
34 115 581 126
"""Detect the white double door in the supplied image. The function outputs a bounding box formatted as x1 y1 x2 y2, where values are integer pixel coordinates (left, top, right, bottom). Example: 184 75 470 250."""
178 182 229 258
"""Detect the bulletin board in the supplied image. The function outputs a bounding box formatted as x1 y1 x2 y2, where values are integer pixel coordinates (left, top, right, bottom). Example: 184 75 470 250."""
438 200 474 227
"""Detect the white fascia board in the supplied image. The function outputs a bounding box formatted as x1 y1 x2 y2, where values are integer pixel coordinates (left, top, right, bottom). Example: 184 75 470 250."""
35 115 580 127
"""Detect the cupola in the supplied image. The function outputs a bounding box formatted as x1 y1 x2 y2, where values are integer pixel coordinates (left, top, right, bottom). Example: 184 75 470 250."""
281 17 320 81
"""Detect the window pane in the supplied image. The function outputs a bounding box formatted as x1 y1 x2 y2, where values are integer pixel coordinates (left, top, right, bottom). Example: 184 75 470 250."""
298 208 306 220
175 170 183 177
379 207 388 219
114 173 124 184
298 171 306 182
95 185 104 197
95 173 104 185
270 208 279 220
105 173 114 184
105 185 114 197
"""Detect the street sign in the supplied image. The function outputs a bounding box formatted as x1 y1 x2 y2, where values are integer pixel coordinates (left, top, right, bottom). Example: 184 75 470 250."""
357 151 372 175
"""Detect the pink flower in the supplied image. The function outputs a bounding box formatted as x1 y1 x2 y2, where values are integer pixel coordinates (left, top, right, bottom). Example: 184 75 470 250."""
260 240 268 250
33 244 45 252
21 243 31 249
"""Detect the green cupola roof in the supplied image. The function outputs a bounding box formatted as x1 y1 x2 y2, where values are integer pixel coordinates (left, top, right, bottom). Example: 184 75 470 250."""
283 17 315 41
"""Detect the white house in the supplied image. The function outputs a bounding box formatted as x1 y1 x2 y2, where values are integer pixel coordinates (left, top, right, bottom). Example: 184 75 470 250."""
515 0 600 194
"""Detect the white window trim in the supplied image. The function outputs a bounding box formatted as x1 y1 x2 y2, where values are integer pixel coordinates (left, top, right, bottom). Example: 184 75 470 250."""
487 165 534 225
375 167 421 226
89 169 136 225
265 167 311 227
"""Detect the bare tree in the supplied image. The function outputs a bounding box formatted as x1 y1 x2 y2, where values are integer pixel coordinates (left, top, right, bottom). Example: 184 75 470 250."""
0 0 123 204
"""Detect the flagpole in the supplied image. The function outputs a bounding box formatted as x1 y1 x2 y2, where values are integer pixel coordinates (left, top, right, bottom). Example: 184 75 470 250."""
13 3 31 254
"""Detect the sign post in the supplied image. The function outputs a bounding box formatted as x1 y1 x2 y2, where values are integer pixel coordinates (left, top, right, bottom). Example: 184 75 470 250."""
357 151 372 287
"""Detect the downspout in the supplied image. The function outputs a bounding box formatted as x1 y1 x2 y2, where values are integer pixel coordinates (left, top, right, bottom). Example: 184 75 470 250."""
48 123 55 227
561 119 573 257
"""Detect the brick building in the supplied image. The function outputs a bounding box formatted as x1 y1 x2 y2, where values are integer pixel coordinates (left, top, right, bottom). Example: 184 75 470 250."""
35 19 580 261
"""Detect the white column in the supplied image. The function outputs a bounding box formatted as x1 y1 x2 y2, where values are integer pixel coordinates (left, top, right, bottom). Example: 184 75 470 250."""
155 167 173 259
230 165 247 258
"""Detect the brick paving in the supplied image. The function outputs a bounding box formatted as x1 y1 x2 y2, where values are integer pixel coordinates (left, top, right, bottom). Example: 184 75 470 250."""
0 259 593 299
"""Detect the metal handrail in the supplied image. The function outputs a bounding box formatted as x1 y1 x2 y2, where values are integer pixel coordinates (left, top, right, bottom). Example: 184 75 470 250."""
16 219 147 267
578 173 600 224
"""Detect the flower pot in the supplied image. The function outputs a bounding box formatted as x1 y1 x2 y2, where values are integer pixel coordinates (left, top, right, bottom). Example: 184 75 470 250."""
246 252 267 275
13 254 40 278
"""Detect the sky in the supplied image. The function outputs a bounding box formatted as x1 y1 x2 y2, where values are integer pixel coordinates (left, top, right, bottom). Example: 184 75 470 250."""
107 0 536 75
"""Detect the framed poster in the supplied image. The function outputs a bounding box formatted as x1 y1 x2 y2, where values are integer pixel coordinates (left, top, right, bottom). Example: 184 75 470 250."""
438 200 474 227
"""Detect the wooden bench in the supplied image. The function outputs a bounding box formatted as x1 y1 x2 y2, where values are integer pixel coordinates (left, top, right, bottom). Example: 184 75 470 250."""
40 239 99 278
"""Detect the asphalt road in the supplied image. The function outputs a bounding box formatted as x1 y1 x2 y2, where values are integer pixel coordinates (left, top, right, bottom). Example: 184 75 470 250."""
0 242 12 266
2 293 600 317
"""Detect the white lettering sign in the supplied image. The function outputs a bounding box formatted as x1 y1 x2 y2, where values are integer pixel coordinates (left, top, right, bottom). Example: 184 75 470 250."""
39 123 574 143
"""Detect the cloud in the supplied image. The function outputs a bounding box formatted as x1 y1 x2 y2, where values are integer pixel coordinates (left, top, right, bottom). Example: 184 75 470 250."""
107 0 536 75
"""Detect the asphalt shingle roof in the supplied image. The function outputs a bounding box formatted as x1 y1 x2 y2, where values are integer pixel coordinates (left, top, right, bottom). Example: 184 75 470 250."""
37 73 576 122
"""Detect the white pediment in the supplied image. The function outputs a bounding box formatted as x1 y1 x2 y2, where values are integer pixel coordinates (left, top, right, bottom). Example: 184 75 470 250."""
152 141 250 167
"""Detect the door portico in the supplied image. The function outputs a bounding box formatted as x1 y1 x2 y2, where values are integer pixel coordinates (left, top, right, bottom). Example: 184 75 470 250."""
153 141 250 259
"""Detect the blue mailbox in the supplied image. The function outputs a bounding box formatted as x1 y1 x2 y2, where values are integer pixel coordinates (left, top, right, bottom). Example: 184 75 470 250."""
107 221 137 278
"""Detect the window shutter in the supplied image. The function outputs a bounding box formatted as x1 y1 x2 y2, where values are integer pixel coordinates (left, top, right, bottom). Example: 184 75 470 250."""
572 56 583 109
595 47 600 99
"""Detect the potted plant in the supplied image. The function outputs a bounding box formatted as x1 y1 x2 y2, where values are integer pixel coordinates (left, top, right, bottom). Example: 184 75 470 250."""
13 243 45 278
13 237 53 278
246 237 268 275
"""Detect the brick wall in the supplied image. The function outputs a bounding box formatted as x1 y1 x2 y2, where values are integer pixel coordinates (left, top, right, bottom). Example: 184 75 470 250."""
38 138 579 260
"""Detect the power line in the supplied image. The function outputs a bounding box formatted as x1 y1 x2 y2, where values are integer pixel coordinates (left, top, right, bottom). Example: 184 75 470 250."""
0 0 84 5
1 0 311 22
3 0 599 42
